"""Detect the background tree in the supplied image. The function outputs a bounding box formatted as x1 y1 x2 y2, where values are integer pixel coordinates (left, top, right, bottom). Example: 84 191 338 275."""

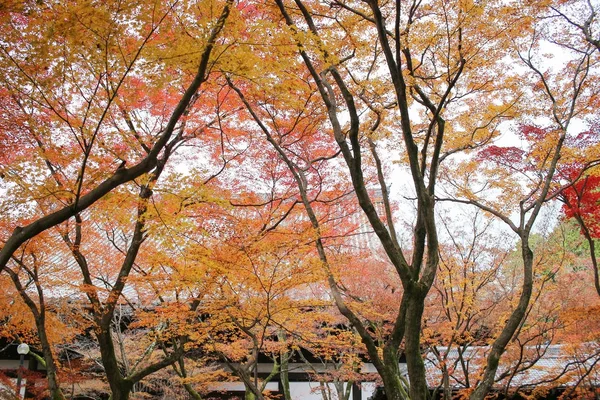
423 210 510 399
441 0 600 391
559 163 600 297
228 1 534 399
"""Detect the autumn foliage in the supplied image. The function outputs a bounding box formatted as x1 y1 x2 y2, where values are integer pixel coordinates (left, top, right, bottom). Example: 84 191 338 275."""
1 1 600 400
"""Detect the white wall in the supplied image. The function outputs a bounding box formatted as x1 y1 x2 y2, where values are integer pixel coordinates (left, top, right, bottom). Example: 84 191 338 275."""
289 381 376 400
290 381 352 400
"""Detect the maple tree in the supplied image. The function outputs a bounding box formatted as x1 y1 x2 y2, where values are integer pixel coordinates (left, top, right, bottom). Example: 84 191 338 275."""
0 0 238 398
535 0 600 303
497 224 600 399
423 210 511 399
541 221 600 399
559 165 600 298
1 231 87 400
485 230 578 399
226 0 541 399
293 324 366 400
2 0 600 399
200 221 327 400
113 142 341 400
0 0 222 269
422 212 600 399
439 1 600 395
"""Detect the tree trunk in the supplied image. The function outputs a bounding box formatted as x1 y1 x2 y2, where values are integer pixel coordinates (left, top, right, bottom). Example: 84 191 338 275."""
380 369 410 400
182 383 203 400
442 364 450 400
379 348 409 400
404 293 428 400
175 354 203 400
280 351 291 400
35 319 66 400
245 385 259 400
97 330 134 400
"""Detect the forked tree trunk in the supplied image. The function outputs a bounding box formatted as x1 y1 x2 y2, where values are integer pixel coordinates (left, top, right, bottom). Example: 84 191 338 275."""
97 330 134 400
